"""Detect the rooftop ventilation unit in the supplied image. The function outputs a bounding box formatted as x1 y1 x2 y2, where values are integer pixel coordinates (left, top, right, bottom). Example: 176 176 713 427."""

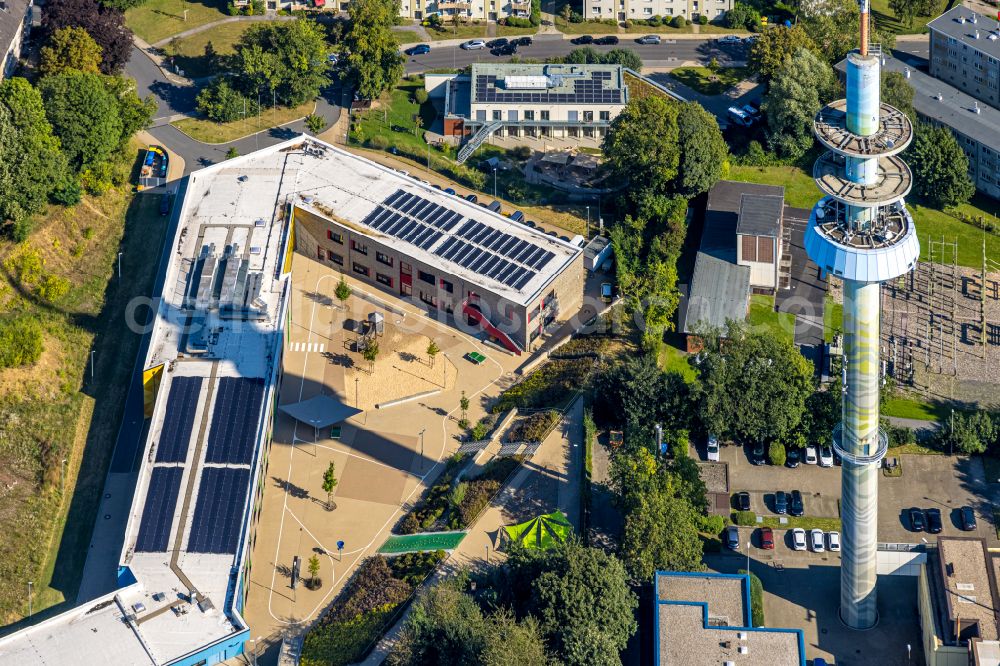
738 646 749 655
737 632 748 640
503 75 549 90
936 92 943 101
973 102 982 114
971 13 977 23
974 29 980 39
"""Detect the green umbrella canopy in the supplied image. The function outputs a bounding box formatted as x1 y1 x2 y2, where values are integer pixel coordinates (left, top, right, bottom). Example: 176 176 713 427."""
504 510 572 550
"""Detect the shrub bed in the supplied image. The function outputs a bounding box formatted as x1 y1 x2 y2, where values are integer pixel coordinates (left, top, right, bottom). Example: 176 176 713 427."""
301 552 445 666
397 455 465 534
449 456 523 529
493 358 593 412
505 410 561 443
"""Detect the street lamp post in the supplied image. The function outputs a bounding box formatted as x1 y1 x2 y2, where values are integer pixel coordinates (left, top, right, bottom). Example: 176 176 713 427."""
118 252 122 280
27 581 33 619
61 458 67 496
950 408 955 455
90 350 95 381
492 168 497 199
419 428 426 470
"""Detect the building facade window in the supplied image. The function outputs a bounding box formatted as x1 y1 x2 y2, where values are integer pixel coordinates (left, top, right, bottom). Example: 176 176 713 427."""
419 291 438 307
328 250 344 266
600 111 610 121
353 262 369 277
327 229 343 244
541 110 550 120
583 110 594 122
418 270 435 285
352 240 368 255
524 110 535 120
440 278 454 293
376 251 394 266
376 272 393 287
492 110 502 120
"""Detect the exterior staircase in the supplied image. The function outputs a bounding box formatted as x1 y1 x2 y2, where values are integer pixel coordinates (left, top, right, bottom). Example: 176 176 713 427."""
456 120 505 164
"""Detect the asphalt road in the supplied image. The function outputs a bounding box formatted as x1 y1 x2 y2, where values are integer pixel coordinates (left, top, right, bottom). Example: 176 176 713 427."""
403 33 749 73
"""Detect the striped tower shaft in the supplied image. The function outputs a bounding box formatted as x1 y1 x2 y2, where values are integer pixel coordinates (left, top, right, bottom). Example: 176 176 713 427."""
840 280 882 629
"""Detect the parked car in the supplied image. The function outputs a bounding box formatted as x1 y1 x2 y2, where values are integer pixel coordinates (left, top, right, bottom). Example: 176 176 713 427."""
804 445 818 465
637 34 662 45
707 435 720 462
465 193 478 204
786 448 800 468
742 104 762 120
774 490 788 515
571 35 594 45
961 506 978 531
725 525 740 550
487 200 502 213
736 492 751 512
759 526 774 550
789 490 804 517
810 528 825 552
485 38 509 48
926 507 943 534
493 43 517 56
159 193 172 217
819 446 834 468
719 34 742 44
514 36 533 46
727 106 754 128
404 44 431 56
751 441 765 465
327 53 340 64
510 210 525 223
444 187 456 195
827 531 841 552
461 39 487 50
909 506 926 532
601 282 614 303
791 528 807 551
594 35 620 45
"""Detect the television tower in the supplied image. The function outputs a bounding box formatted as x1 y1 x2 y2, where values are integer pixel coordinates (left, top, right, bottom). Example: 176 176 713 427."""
805 1 919 630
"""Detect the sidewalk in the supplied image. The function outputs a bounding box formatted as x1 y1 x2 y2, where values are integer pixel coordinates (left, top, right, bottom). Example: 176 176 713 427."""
356 396 584 664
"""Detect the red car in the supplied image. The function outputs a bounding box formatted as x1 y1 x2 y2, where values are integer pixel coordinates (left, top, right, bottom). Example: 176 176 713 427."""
759 526 774 550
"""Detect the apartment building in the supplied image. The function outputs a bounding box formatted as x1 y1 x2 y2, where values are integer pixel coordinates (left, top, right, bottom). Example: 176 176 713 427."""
0 0 32 80
397 0 529 22
432 63 628 143
928 6 1000 111
584 0 732 23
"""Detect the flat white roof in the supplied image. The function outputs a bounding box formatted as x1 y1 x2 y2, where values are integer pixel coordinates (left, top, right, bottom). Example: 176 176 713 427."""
287 140 581 307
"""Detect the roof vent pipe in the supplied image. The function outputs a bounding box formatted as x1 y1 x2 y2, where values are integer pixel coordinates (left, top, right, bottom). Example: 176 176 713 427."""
970 13 977 23
936 92 943 101
973 102 981 114
974 29 980 39
904 67 911 78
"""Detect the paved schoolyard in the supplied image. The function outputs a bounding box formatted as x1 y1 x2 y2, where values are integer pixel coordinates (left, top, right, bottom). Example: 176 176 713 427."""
241 256 526 645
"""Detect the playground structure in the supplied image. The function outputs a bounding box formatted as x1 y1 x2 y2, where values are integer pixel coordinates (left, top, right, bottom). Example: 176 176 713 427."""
882 235 1000 406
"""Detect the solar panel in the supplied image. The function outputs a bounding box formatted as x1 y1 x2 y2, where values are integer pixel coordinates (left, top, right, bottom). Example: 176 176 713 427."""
155 377 203 463
135 466 184 552
187 467 251 554
205 378 266 464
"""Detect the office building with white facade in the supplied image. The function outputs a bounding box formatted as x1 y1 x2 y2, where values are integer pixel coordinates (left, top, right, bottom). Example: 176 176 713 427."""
396 0 530 22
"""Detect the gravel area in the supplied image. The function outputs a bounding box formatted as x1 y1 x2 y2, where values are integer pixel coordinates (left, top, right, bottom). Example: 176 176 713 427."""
697 461 729 494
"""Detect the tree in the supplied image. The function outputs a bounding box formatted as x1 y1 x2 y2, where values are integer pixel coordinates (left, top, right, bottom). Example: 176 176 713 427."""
800 0 861 64
768 441 786 466
226 146 239 159
307 554 321 588
426 339 440 367
941 411 998 455
882 70 915 121
603 95 680 196
39 27 102 76
39 71 122 171
0 77 72 239
726 2 760 30
802 388 840 449
510 540 637 666
887 0 937 28
909 124 975 209
305 113 326 134
196 78 256 123
42 0 132 75
101 0 149 9
101 75 157 147
230 19 329 107
563 47 600 64
763 48 837 158
601 49 643 70
335 276 351 304
480 610 548 666
344 0 404 100
362 337 379 373
322 461 338 510
459 391 470 426
676 101 728 197
696 322 815 447
594 354 691 446
748 25 818 84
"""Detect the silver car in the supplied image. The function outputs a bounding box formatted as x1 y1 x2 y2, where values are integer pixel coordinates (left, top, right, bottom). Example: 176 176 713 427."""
637 35 662 45
461 39 487 50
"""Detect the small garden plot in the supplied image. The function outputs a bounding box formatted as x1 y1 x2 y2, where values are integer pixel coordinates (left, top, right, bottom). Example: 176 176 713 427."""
492 357 594 413
505 410 561 443
301 552 445 666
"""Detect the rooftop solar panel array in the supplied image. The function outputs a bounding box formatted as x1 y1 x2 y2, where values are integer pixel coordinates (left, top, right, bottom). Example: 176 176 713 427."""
360 190 464 251
187 467 251 554
474 71 622 105
429 218 556 290
155 377 203 463
205 378 266 464
135 466 184 552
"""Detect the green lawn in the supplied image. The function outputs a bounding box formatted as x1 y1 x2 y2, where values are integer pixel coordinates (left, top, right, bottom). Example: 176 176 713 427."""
729 164 1000 270
823 293 842 343
658 343 698 383
555 18 619 34
425 23 490 41
161 21 253 78
759 515 842 531
172 101 315 143
669 66 750 96
870 0 947 35
881 394 948 421
125 0 229 45
746 294 795 343
378 531 467 553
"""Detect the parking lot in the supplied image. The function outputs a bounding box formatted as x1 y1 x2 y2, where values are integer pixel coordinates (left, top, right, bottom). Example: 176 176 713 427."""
711 442 1000 546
